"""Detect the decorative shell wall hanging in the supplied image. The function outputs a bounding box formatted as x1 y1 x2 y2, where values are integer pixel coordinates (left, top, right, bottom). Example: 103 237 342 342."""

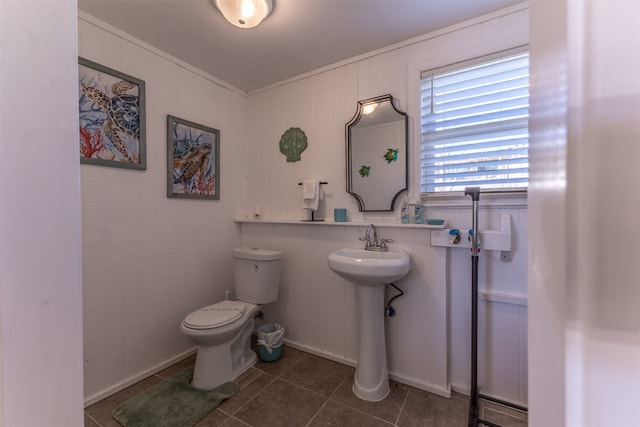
279 127 308 162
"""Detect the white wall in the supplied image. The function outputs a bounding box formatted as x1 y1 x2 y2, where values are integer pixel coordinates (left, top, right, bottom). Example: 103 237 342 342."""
78 14 249 404
0 0 84 425
529 0 640 425
243 4 529 404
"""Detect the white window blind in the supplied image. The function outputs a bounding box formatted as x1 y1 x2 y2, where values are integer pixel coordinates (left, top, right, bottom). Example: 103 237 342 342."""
420 49 529 193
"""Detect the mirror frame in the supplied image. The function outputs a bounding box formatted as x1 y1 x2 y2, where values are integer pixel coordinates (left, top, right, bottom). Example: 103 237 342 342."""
346 94 408 212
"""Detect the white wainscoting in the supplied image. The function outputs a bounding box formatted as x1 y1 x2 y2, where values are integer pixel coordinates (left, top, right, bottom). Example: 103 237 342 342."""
450 288 528 407
240 222 451 397
433 204 528 407
239 214 528 406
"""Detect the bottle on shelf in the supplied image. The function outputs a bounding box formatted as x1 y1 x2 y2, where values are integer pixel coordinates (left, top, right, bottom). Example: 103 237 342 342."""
400 201 410 224
413 202 424 224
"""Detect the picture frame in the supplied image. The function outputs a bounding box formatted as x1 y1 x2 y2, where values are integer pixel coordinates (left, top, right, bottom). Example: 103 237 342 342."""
78 57 146 170
167 115 220 200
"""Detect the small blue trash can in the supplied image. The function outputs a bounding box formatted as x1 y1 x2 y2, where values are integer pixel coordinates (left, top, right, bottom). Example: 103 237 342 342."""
257 323 284 362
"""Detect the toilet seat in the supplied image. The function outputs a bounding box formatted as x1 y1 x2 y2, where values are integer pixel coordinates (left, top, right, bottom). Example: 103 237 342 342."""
183 300 249 330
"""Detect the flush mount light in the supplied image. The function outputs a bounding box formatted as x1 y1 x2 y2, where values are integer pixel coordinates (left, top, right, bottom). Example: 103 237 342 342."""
212 0 274 29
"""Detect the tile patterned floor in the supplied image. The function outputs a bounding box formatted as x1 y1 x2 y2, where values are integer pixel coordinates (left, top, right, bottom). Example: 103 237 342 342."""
84 345 527 426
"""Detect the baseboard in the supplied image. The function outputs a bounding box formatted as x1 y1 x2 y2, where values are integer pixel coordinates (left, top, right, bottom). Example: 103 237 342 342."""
451 382 471 396
450 383 528 410
83 347 197 407
282 339 451 398
282 339 357 368
388 372 451 398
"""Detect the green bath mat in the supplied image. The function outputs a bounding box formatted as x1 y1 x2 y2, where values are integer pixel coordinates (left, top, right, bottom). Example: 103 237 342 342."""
113 367 239 427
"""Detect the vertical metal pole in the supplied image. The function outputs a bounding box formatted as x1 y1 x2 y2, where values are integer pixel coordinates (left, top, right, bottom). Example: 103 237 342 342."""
465 187 480 427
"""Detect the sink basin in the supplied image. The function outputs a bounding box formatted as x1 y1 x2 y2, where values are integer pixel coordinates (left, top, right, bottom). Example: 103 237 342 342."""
328 247 410 284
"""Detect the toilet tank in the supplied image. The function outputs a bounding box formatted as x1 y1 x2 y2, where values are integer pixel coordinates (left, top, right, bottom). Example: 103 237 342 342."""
232 247 283 304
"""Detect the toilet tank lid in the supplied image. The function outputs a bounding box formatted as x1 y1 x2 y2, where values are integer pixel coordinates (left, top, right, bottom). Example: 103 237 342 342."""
233 247 283 261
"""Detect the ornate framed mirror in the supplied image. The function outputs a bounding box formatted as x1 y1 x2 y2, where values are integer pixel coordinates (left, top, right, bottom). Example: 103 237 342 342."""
346 94 408 211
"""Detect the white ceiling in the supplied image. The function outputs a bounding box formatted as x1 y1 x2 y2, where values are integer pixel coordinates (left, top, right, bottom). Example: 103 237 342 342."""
78 0 523 93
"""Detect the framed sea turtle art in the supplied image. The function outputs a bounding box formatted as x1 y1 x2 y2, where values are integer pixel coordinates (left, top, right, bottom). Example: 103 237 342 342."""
167 115 220 200
78 57 146 169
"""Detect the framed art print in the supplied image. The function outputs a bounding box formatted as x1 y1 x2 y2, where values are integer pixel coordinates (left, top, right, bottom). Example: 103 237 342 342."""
78 57 146 170
167 115 220 200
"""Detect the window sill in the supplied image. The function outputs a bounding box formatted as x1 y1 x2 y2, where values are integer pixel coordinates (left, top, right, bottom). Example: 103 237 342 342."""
421 191 527 209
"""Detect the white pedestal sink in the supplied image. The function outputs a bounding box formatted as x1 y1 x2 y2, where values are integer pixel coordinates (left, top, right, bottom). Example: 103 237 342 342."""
328 246 410 401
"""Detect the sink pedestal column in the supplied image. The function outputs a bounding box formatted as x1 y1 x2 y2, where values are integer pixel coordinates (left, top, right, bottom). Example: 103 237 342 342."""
352 282 389 401
327 245 409 402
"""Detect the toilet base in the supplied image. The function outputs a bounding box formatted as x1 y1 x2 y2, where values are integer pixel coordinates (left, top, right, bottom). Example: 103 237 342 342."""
191 315 257 390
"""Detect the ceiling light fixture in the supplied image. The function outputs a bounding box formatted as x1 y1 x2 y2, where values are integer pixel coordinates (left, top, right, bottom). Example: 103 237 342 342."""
213 0 274 29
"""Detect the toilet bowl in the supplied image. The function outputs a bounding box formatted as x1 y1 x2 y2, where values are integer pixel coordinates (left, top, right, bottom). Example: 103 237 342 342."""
181 300 259 390
181 247 283 390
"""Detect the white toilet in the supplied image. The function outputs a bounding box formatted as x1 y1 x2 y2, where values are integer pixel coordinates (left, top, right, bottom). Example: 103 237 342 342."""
181 247 283 390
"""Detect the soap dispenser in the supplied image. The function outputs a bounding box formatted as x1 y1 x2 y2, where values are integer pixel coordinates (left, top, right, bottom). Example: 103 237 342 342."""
414 201 424 224
400 201 410 224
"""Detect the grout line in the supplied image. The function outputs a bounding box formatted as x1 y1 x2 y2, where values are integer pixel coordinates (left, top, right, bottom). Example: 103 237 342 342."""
226 415 253 426
394 386 411 426
304 372 351 427
278 375 332 400
218 372 279 417
309 372 395 426
83 411 102 427
277 351 308 377
304 397 330 426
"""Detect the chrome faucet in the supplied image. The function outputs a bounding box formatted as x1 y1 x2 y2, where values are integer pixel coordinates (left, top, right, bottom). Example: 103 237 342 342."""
366 224 378 248
360 224 392 251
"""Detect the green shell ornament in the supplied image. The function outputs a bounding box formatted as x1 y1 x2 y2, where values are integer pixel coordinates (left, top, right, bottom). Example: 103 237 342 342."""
359 165 371 177
383 148 399 163
279 127 308 162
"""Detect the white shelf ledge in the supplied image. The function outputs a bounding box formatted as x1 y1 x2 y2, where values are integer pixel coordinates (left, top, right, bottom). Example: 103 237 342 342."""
234 217 446 229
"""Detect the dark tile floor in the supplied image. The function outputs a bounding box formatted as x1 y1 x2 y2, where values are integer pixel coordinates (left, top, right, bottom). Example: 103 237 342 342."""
84 345 527 426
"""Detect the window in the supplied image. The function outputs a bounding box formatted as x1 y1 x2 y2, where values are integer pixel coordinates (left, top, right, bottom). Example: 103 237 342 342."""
420 48 529 194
